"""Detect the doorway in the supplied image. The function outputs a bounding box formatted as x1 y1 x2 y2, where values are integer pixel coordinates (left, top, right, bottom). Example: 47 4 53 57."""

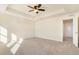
63 19 73 42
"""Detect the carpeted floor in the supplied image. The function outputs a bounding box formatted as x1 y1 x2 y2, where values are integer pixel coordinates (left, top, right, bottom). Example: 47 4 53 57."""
16 37 79 55
0 37 79 55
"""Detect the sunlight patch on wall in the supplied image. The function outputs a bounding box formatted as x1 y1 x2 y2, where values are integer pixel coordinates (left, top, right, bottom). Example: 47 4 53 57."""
0 25 7 44
0 25 24 54
11 38 23 54
7 33 17 47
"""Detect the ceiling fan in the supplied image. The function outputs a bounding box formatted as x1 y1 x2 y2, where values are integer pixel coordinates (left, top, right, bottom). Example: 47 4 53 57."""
27 4 45 14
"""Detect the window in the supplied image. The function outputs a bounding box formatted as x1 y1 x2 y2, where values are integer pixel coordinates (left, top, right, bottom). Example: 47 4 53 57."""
0 25 7 44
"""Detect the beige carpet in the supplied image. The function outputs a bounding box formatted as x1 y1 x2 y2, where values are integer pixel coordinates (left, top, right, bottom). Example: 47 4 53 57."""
16 37 79 55
0 37 79 55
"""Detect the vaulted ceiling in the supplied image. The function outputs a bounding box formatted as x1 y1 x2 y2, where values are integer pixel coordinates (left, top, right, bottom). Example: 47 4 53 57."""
1 4 79 21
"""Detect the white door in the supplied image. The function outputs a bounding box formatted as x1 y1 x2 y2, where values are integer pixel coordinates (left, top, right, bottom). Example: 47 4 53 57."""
73 16 79 47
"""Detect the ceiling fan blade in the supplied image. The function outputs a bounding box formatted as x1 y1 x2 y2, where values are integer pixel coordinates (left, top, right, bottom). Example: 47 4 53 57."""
27 6 34 9
28 10 34 12
38 4 42 8
38 9 45 11
34 6 37 9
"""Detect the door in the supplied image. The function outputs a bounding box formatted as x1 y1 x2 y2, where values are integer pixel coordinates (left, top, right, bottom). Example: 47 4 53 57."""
73 16 79 47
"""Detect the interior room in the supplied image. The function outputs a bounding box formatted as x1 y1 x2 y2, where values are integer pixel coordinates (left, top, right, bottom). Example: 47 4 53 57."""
63 19 73 42
0 4 79 55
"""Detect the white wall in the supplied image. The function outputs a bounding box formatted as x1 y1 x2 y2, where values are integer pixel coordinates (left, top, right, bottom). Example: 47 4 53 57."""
0 13 34 41
35 13 79 47
0 11 79 47
35 17 63 42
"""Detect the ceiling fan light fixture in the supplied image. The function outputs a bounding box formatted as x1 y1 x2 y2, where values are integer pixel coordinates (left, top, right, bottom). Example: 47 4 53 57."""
34 10 38 13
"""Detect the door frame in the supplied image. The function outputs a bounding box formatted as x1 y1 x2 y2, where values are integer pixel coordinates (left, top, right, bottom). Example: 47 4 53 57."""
62 16 79 47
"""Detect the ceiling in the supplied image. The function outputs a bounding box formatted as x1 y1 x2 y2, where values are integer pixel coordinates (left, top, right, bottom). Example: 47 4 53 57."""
1 4 79 20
